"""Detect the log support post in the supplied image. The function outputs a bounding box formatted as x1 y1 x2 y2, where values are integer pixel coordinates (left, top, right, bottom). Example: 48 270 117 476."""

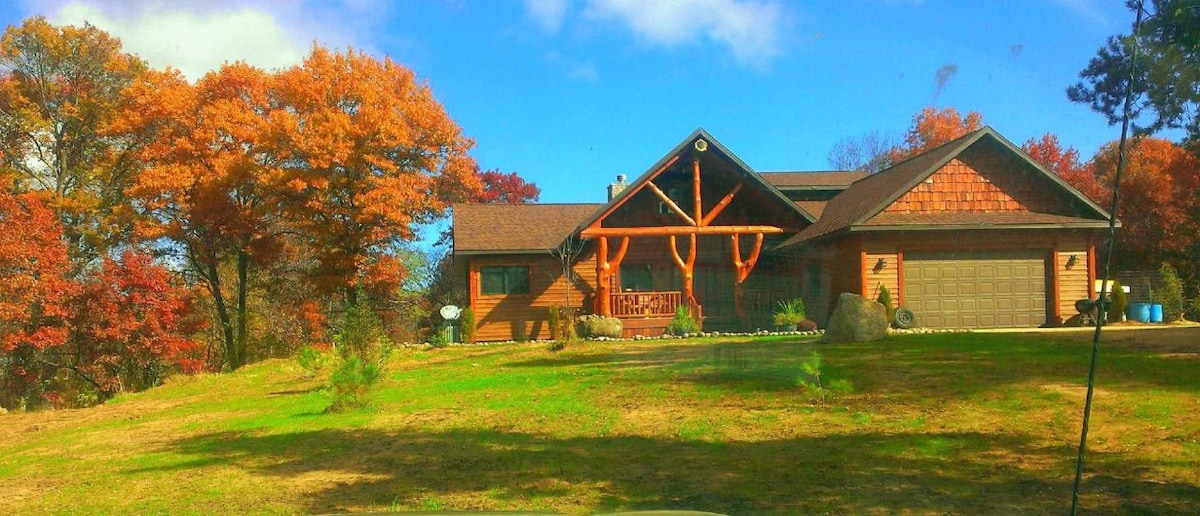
731 233 764 326
595 236 630 317
669 234 698 315
692 159 702 224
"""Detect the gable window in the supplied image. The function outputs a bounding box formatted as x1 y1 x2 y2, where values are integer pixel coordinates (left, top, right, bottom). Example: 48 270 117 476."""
481 266 530 295
657 187 688 215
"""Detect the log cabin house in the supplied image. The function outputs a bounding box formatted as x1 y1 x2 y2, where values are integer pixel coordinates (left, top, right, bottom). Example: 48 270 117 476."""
452 127 1113 341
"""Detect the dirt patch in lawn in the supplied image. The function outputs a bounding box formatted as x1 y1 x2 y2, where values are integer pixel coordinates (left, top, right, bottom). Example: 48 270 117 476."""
1038 326 1200 354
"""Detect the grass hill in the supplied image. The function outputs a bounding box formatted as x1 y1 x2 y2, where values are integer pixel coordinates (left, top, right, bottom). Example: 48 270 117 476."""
2 330 1198 514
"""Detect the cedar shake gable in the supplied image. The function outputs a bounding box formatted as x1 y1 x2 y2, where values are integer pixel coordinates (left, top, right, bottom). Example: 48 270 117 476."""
780 127 1115 247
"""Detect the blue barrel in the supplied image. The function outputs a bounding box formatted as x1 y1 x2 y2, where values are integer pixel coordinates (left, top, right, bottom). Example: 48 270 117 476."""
1127 303 1151 323
1149 304 1164 323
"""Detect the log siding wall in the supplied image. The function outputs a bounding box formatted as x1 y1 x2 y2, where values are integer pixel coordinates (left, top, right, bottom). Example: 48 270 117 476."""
469 251 598 342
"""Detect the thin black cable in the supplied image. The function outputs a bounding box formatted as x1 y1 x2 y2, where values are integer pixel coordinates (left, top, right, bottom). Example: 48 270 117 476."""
1070 2 1146 513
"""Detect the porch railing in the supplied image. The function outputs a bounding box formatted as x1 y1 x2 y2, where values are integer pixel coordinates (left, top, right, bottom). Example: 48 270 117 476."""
610 291 682 318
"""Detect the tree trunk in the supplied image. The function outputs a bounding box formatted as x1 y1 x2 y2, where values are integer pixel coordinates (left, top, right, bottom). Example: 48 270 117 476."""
205 259 238 370
234 247 250 369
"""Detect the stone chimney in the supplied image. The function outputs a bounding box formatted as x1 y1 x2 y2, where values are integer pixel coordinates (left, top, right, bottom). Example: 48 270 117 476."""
607 174 628 201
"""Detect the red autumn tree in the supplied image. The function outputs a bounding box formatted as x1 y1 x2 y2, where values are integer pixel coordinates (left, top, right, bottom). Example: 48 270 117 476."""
890 106 984 163
117 63 283 370
477 169 540 203
1090 137 1200 278
70 250 205 400
1021 133 1108 205
0 186 77 409
273 46 481 303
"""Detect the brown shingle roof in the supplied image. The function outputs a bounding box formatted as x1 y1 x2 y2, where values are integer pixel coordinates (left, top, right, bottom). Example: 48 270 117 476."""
794 200 829 218
780 129 982 246
862 212 1111 227
453 203 602 253
761 171 869 188
778 126 1117 248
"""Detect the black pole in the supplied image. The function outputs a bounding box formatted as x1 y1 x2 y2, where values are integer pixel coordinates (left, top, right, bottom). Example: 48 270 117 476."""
1070 2 1145 513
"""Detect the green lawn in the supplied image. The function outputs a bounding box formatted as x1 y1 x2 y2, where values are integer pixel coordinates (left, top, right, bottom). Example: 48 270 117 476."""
2 330 1198 514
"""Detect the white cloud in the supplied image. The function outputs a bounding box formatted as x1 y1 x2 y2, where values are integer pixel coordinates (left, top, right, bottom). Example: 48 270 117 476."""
584 0 786 67
29 0 368 81
545 51 599 83
524 0 570 33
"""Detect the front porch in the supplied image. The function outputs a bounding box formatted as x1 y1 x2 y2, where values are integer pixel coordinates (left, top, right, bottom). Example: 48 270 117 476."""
575 137 812 338
605 287 792 338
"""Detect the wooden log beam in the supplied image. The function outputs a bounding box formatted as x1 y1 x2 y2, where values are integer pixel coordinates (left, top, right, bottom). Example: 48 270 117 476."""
645 181 697 226
692 158 702 225
731 233 764 283
582 225 790 238
595 236 632 317
668 234 697 307
731 233 764 325
596 236 609 316
701 183 743 226
586 155 679 231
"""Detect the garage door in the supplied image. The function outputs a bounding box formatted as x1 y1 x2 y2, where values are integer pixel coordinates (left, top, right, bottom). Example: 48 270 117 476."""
903 251 1047 328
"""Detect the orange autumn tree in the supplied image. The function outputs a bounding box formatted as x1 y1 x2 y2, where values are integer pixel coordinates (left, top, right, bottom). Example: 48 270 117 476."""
1021 133 1108 205
0 17 148 264
889 106 984 163
1090 137 1200 280
273 46 481 303
118 63 283 370
0 185 77 409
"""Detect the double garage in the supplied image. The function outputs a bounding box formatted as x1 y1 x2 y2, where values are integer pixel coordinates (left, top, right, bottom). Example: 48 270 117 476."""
900 250 1049 329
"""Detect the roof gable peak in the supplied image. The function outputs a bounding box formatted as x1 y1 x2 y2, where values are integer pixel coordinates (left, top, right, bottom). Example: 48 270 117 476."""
573 128 815 234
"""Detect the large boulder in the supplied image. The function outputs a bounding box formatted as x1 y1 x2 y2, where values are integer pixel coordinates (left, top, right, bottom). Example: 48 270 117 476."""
822 293 888 343
577 314 623 339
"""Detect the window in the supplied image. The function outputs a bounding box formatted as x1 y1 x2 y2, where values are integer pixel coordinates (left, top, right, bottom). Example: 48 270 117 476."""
620 264 654 292
481 266 530 295
806 263 822 297
658 187 688 215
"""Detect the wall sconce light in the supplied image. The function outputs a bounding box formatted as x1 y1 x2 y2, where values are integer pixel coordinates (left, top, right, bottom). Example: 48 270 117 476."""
874 258 887 272
1066 255 1079 270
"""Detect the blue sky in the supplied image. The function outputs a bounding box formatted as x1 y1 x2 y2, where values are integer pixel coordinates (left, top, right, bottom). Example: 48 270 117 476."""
6 0 1138 207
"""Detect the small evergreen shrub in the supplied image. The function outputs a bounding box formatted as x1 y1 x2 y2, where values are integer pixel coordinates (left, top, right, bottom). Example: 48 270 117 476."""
1157 263 1185 321
795 351 852 403
429 329 450 348
326 288 389 412
326 356 381 412
460 307 476 344
876 285 896 324
336 289 390 364
297 346 328 378
666 305 700 336
1106 279 1128 324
